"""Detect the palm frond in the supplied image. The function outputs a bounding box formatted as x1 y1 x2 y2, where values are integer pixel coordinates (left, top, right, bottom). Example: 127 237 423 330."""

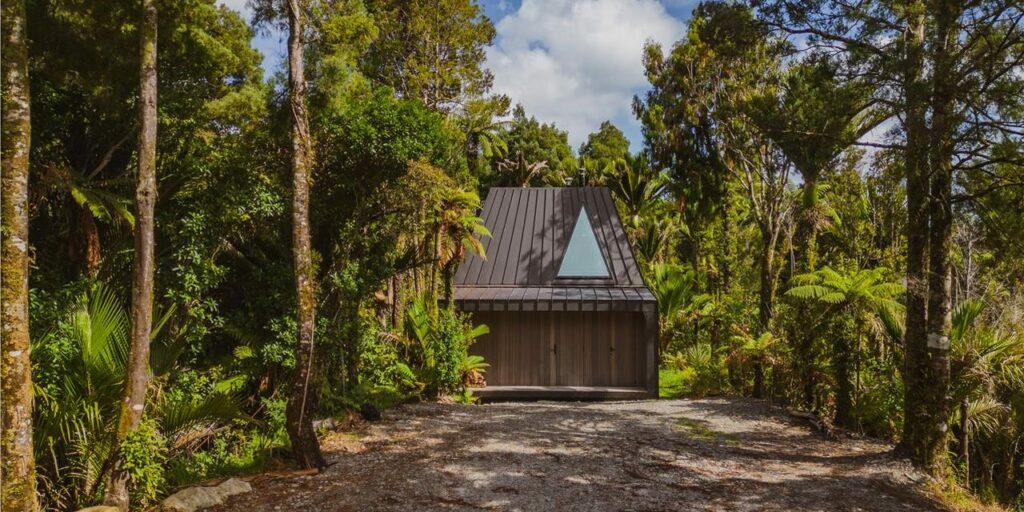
156 393 247 440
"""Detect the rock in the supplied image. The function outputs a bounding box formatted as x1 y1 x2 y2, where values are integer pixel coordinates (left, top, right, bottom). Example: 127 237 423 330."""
76 507 120 512
313 417 338 431
215 478 252 496
159 478 252 512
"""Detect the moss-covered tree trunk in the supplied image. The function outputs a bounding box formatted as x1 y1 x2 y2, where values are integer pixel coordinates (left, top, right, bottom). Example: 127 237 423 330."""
920 0 955 474
833 320 854 429
898 1 952 475
795 178 819 411
105 0 158 507
754 226 779 399
285 0 326 470
1 0 38 509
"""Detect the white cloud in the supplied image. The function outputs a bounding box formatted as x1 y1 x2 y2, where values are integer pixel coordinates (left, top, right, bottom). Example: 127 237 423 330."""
486 0 686 151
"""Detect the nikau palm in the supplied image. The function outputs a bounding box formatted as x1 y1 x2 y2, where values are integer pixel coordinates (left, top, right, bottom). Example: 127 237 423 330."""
786 266 904 427
33 284 242 510
497 151 548 187
948 300 1024 480
607 153 668 228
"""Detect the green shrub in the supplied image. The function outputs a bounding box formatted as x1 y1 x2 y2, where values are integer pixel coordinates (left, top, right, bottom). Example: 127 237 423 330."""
121 418 167 508
429 308 471 394
166 397 288 487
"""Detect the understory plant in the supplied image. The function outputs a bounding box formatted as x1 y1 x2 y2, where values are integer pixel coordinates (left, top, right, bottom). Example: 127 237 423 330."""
379 297 489 398
31 283 244 510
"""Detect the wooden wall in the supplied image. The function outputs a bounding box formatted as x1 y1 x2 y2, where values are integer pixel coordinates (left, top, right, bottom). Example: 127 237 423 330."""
469 311 651 389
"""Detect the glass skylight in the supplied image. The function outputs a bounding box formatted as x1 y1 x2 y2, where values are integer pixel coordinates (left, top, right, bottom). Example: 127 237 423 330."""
557 206 610 278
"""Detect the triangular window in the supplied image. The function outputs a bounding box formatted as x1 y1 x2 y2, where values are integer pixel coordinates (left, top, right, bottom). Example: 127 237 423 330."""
558 206 610 278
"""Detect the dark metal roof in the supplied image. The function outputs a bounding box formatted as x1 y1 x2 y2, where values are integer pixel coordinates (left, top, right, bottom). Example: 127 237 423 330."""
455 286 656 312
454 187 653 307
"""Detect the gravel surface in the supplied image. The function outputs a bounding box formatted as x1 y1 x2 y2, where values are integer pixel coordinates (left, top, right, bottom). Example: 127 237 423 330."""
213 398 946 512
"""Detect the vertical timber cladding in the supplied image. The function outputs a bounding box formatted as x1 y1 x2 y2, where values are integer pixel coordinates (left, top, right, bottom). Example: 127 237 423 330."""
470 311 647 387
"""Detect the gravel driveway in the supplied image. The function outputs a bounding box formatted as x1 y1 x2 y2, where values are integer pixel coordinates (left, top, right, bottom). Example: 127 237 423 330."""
213 398 945 512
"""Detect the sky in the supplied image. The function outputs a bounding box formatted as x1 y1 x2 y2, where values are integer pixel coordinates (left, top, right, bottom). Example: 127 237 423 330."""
217 0 699 153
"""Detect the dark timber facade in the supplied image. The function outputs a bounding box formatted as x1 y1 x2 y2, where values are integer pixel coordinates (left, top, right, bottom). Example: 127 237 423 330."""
454 187 659 399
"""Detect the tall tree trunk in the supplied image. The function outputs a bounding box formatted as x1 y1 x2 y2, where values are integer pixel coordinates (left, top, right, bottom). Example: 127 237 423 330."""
899 1 952 475
794 177 819 409
1 1 38 509
920 0 956 474
105 0 158 507
285 0 326 470
898 1 931 464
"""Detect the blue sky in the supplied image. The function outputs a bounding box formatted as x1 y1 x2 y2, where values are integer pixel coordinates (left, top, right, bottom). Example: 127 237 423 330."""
219 0 698 153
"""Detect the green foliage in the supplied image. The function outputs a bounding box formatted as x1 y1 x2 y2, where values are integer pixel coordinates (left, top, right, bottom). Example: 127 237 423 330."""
120 418 166 508
166 396 289 487
664 343 727 397
488 104 576 187
20 0 1024 507
395 300 489 397
31 283 243 509
361 0 496 112
578 121 631 162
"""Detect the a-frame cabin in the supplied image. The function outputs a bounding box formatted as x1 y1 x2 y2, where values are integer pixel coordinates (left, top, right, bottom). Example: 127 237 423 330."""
454 187 659 400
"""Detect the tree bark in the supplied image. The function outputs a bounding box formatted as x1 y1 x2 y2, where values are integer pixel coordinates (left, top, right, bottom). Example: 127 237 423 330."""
834 334 853 428
753 228 778 400
794 178 819 409
958 398 969 481
105 0 158 507
898 0 953 475
918 0 956 473
71 204 101 277
285 0 326 470
1 0 38 509
898 2 932 465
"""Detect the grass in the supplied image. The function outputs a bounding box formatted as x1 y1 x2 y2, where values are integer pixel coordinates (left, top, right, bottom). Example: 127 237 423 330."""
927 477 1011 512
659 368 688 398
675 418 740 446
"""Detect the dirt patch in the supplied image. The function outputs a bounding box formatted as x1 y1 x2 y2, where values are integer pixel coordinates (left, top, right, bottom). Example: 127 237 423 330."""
212 398 946 511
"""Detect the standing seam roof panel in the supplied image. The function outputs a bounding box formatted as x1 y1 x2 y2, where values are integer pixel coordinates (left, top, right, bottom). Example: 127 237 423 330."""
464 188 504 284
484 188 520 285
455 188 649 290
587 186 623 283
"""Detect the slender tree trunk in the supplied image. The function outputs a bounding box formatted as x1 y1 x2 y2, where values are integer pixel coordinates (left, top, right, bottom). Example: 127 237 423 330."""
834 334 852 428
466 142 480 178
1 1 38 509
800 334 816 411
442 259 456 304
285 0 326 470
753 229 777 399
105 1 158 507
958 398 969 481
391 274 402 330
799 178 819 273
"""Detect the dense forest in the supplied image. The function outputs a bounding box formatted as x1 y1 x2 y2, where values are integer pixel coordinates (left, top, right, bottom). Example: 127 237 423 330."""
1 0 1022 510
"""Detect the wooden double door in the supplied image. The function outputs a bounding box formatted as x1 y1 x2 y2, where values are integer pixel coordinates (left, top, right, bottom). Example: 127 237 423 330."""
469 311 646 388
